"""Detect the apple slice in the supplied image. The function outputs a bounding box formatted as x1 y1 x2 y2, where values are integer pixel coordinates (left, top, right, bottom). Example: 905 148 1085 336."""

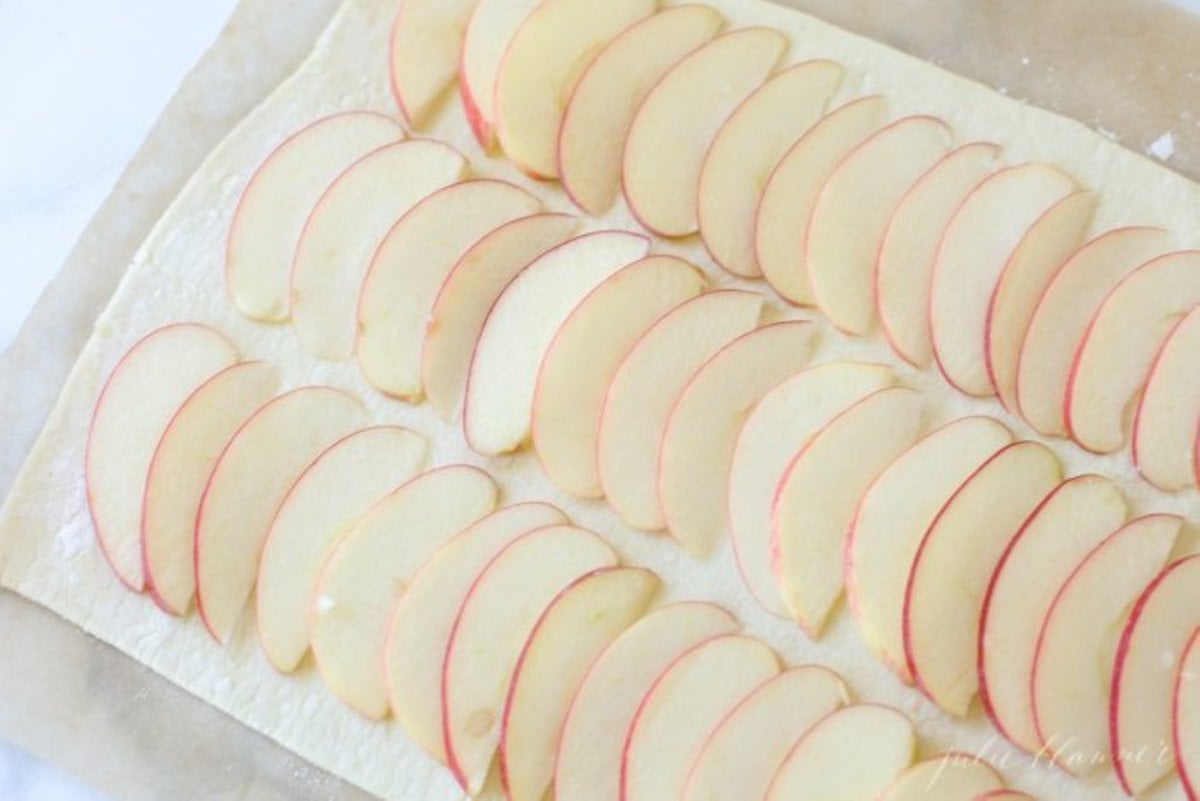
458 0 540 150
558 6 723 215
87 324 239 592
976 792 1035 801
495 0 654 178
728 361 897 617
766 704 916 801
597 290 762 531
499 567 659 801
1111 547 1200 793
311 465 498 719
660 321 815 557
1016 226 1173 436
143 361 278 615
683 666 848 801
386 503 567 764
195 387 367 642
978 474 1127 754
389 0 479 127
877 143 1002 368
1173 629 1200 800
622 634 780 801
290 139 466 359
443 524 617 794
930 163 1078 395
757 95 888 305
255 425 428 669
356 179 540 399
1030 515 1180 778
532 256 705 498
556 601 739 801
1133 305 1200 490
904 441 1062 715
464 230 649 455
879 755 1003 801
847 416 1013 682
697 59 843 278
227 113 405 321
807 116 950 335
1067 250 1200 453
985 190 1096 409
423 213 580 420
773 386 925 635
623 27 788 237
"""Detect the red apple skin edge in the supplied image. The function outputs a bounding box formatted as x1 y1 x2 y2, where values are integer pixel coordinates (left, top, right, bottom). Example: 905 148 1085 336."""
1128 310 1191 488
1173 627 1200 801
457 51 493 152
1109 553 1200 795
386 4 414 127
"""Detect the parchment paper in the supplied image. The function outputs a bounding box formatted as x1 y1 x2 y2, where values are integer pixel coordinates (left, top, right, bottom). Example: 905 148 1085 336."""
0 1 1196 799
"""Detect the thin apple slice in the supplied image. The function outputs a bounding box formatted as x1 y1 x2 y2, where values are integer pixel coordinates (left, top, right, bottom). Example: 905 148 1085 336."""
532 256 705 497
1133 305 1200 490
558 6 723 215
423 213 580 420
311 465 498 719
227 113 405 321
683 666 848 801
622 634 780 801
807 116 950 335
877 143 1002 367
660 321 815 557
698 60 843 278
290 139 466 359
195 387 367 642
386 503 567 764
464 230 649 455
356 179 540 399
1173 629 1200 800
499 567 659 801
930 163 1077 395
985 190 1096 409
976 792 1035 801
1111 547 1200 793
757 95 888 305
774 386 925 635
389 0 479 127
87 324 239 592
1067 250 1200 453
443 525 618 794
459 0 540 150
1030 515 1180 778
556 602 739 801
1017 226 1173 436
255 425 428 669
978 474 1127 754
143 361 278 615
623 27 788 237
846 416 1012 682
766 704 916 801
729 361 897 617
495 0 654 178
597 290 763 531
880 755 1004 801
904 441 1062 715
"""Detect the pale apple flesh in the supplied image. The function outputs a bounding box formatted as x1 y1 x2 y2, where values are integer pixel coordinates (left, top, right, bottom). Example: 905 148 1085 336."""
596 290 762 532
904 441 1062 715
532 255 705 498
195 386 367 642
310 465 498 719
255 425 428 671
356 178 540 399
879 754 1004 801
558 6 724 215
87 323 239 592
555 602 739 801
1133 305 1200 490
386 503 568 765
389 0 479 127
458 0 541 150
1172 628 1200 800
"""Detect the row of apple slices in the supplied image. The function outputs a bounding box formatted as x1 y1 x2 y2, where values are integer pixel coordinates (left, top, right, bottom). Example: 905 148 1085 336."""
385 0 1200 492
